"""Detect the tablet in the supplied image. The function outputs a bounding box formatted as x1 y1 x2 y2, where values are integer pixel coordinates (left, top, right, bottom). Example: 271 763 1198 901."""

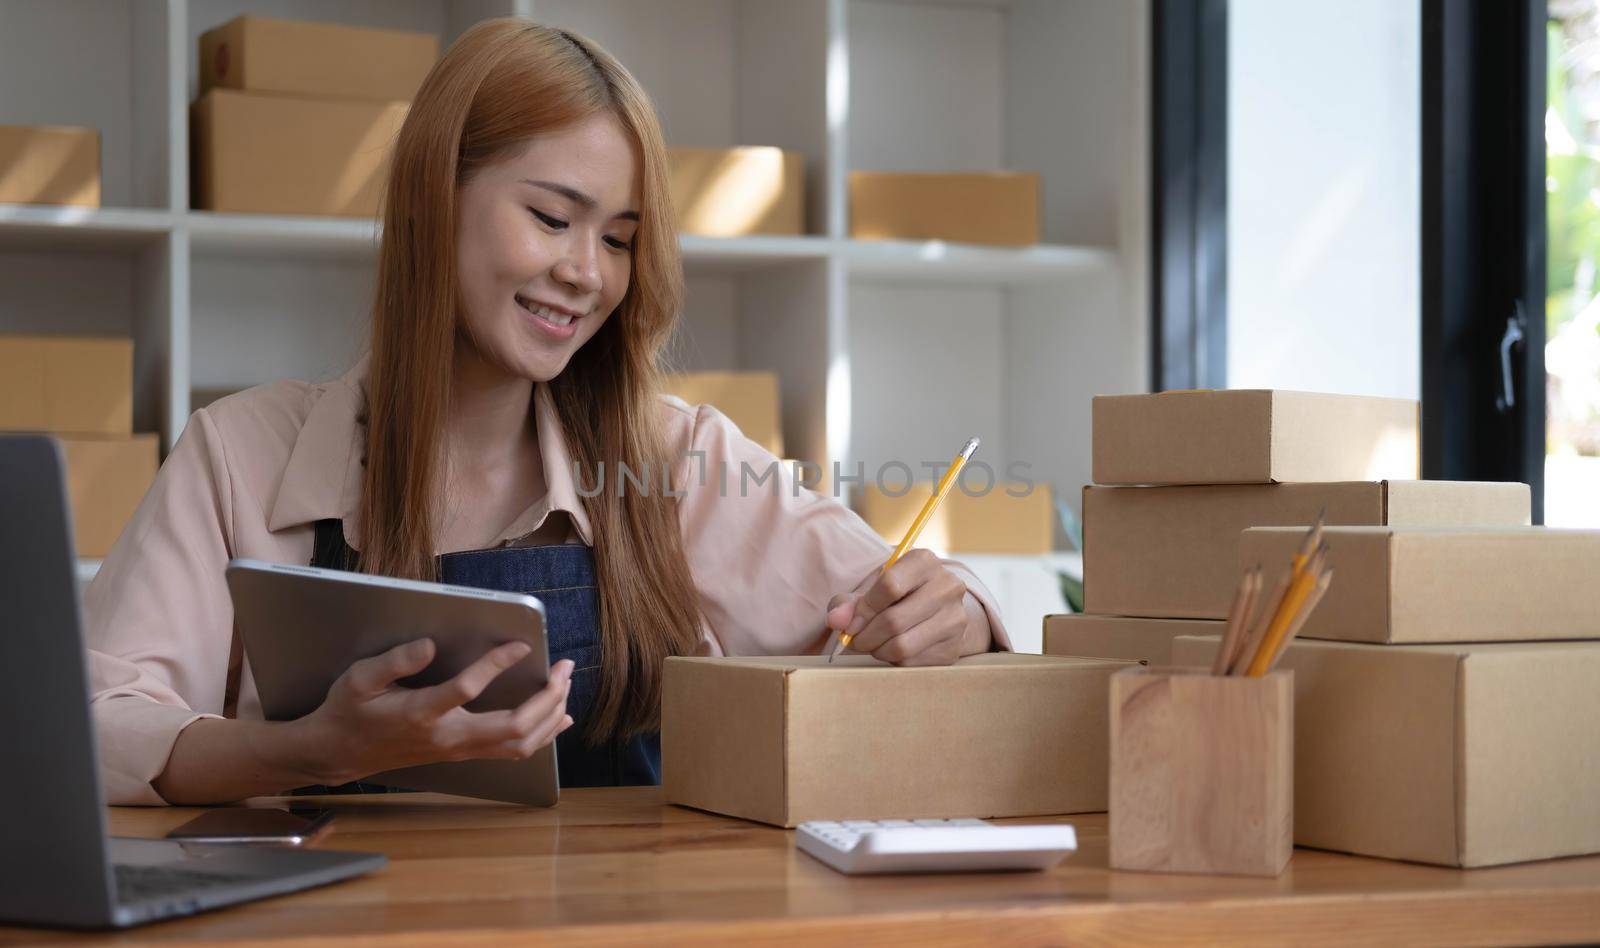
225 559 558 807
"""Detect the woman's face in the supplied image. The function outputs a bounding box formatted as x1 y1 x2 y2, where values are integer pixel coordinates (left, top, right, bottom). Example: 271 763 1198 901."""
455 112 641 382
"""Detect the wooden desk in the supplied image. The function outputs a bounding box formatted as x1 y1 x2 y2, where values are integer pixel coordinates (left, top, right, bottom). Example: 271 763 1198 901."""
5 788 1599 946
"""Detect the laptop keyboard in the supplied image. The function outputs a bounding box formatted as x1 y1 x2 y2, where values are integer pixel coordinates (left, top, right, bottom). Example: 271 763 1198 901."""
113 863 255 901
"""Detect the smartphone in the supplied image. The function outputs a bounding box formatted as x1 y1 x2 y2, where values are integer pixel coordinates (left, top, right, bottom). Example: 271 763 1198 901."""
164 807 335 846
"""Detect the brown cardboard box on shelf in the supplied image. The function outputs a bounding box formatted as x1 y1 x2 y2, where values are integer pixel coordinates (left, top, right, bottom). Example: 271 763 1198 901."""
61 434 158 558
1093 390 1420 486
0 125 100 207
663 653 1124 827
858 482 1053 554
0 336 132 435
1241 525 1600 644
662 371 783 457
199 16 438 101
1083 480 1530 619
192 90 408 217
1172 635 1600 868
1043 614 1222 665
667 147 805 237
848 171 1040 246
190 387 245 410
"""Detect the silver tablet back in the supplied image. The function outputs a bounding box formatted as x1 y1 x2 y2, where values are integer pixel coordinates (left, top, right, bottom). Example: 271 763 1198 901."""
225 559 558 806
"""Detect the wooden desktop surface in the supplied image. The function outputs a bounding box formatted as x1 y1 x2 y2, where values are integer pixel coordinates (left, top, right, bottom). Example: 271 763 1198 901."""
5 787 1599 946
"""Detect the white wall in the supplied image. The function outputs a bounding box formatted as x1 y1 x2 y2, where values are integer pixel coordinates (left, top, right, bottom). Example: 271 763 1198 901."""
1227 0 1420 399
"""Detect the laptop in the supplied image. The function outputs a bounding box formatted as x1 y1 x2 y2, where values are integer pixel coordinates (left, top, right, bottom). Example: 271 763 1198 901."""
0 434 386 929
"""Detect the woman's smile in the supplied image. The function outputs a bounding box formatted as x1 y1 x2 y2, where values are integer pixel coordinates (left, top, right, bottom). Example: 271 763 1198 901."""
516 294 583 339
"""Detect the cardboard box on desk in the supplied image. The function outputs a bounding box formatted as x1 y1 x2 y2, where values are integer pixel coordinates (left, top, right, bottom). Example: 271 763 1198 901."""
1172 635 1600 868
0 335 132 435
858 482 1054 555
1083 480 1530 619
199 16 437 101
849 171 1040 246
0 125 100 207
61 434 158 558
1094 389 1420 486
1044 614 1222 666
191 90 408 217
667 147 805 237
662 371 783 457
663 653 1123 827
1241 525 1600 643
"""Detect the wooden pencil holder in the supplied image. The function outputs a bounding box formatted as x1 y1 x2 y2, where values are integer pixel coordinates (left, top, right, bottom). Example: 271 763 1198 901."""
1109 666 1293 877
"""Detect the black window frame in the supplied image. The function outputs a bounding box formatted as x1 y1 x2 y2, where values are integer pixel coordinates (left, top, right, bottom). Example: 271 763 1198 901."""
1151 0 1228 392
1420 0 1547 520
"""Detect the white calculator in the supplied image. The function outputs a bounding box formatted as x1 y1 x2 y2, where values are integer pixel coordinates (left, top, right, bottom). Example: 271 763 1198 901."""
795 819 1078 875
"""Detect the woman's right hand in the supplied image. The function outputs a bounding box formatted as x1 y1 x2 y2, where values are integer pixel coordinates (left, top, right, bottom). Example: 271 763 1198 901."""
291 637 574 786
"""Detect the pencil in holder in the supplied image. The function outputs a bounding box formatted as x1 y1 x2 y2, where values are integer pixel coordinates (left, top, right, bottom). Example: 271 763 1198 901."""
1109 666 1293 877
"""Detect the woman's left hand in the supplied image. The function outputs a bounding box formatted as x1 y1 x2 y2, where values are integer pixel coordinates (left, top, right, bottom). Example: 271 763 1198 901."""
825 548 987 666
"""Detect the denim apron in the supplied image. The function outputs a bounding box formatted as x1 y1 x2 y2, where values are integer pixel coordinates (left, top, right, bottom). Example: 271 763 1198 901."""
297 517 661 792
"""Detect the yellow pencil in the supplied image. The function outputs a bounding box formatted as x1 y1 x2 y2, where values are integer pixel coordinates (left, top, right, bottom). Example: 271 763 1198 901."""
1262 568 1333 673
828 437 980 662
1245 547 1325 677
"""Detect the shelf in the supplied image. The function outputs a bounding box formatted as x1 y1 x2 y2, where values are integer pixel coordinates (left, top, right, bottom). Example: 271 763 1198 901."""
180 215 1107 285
0 204 172 252
842 239 1115 285
187 212 381 260
1 0 1148 517
679 234 832 272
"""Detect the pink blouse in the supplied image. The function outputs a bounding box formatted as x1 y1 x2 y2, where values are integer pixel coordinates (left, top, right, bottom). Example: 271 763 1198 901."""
83 360 1009 804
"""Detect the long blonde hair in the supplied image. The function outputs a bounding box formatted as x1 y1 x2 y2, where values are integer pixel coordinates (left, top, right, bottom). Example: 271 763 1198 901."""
359 19 702 741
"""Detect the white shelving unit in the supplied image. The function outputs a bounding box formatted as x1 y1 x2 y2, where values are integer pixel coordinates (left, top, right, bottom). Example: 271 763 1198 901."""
5 0 1149 638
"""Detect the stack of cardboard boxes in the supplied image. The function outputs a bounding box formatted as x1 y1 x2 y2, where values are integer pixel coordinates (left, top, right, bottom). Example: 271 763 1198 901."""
188 14 812 230
191 16 437 217
1044 389 1528 662
1168 523 1600 868
0 335 157 558
1050 388 1600 869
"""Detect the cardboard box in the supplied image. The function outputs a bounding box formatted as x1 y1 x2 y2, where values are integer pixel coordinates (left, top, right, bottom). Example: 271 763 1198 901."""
848 171 1040 246
667 147 805 237
1083 480 1531 619
663 371 783 457
0 336 132 435
858 482 1053 554
190 388 243 410
1242 526 1600 644
192 90 408 217
1172 635 1600 868
199 15 438 102
1093 390 1420 486
663 653 1124 827
61 435 158 558
1044 614 1222 665
0 125 100 207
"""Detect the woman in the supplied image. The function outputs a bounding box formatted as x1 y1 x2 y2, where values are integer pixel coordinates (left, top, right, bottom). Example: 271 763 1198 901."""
86 20 1008 806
